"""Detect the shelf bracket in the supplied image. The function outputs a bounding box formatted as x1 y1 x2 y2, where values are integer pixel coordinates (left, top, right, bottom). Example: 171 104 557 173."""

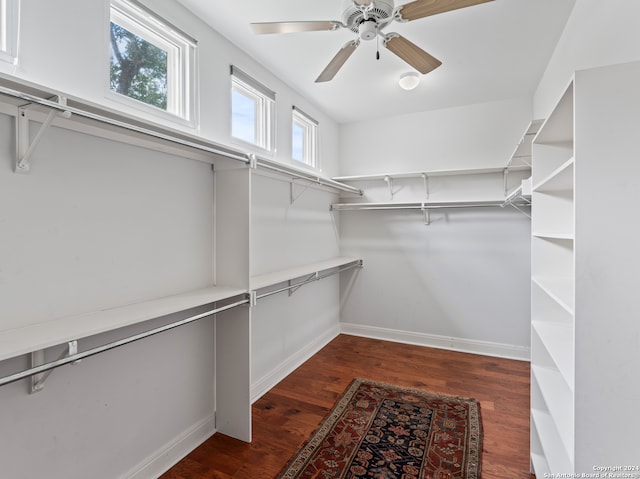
290 181 310 204
383 175 394 200
30 340 80 394
421 173 429 200
503 168 509 196
15 96 72 174
289 272 318 296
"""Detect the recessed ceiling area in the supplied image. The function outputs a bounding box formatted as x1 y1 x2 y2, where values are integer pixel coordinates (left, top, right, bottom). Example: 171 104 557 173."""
176 0 576 124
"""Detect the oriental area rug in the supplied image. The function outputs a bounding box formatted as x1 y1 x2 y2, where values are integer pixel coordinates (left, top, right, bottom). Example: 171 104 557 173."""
276 378 482 479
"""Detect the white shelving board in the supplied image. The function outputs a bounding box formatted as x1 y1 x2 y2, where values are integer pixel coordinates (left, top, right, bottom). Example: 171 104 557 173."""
531 408 573 473
532 276 574 315
532 320 574 387
533 157 574 192
531 365 574 456
250 257 361 291
332 165 530 183
0 286 247 362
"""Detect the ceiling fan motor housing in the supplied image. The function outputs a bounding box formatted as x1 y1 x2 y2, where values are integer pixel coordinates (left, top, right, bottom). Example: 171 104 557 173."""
342 0 396 37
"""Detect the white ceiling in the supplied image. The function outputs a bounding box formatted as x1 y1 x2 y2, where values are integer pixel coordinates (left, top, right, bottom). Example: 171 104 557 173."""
175 0 576 124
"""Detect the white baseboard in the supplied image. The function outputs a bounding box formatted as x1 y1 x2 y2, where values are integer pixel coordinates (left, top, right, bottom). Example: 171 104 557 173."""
340 323 530 362
251 324 341 403
122 415 216 479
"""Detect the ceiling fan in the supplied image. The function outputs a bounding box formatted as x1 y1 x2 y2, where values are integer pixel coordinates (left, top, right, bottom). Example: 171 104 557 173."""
251 0 494 83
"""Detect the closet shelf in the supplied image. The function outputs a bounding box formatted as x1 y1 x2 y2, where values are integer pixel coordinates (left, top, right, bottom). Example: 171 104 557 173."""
253 158 362 196
331 165 530 183
532 276 575 314
330 198 527 211
532 321 575 388
531 408 574 474
0 286 247 363
532 366 575 459
533 157 574 192
250 257 362 291
532 232 574 240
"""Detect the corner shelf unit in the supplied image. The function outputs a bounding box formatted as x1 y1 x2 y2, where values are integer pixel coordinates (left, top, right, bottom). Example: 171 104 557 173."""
530 61 640 475
530 80 575 476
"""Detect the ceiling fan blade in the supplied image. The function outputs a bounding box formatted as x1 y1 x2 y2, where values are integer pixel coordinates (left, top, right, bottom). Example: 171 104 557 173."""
315 40 360 83
383 34 441 74
251 21 342 34
397 0 494 22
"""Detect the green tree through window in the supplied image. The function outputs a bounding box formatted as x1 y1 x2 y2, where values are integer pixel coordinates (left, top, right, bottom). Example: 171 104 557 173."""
109 22 168 110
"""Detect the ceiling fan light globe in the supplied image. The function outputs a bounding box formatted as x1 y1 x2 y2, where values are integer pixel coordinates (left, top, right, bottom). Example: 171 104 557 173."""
399 71 420 90
358 20 378 40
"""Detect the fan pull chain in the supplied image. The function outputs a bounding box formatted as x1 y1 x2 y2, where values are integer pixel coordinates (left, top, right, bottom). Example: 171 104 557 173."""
376 36 380 60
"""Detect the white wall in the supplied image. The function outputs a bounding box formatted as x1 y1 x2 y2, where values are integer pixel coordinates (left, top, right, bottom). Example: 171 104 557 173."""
339 97 534 174
534 0 640 119
338 98 533 358
0 1 343 478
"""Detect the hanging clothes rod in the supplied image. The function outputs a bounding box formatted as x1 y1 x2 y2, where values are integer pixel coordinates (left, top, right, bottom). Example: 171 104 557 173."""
330 200 531 211
0 297 249 388
0 83 251 165
255 158 363 196
255 262 362 301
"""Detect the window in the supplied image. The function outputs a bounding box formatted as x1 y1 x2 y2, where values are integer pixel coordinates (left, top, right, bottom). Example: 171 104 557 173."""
109 0 196 122
0 0 19 64
292 106 319 169
231 66 275 152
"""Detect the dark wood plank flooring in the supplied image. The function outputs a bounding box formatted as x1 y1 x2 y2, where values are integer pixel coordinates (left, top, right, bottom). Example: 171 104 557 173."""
161 334 534 479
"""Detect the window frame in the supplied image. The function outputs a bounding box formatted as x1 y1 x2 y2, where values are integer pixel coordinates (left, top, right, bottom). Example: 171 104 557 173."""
108 0 197 125
0 0 19 64
292 106 319 170
230 65 276 154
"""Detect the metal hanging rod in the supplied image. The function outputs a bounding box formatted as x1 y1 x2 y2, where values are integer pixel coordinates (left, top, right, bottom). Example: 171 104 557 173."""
254 158 363 196
0 82 362 196
255 261 362 301
0 297 249 389
330 200 531 211
0 83 252 164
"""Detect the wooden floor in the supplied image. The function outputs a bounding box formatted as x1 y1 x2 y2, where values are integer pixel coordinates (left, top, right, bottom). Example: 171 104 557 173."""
161 334 533 479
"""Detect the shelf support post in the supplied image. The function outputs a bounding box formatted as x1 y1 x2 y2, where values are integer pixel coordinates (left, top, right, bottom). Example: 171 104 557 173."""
421 173 429 199
384 175 394 200
421 203 431 226
30 340 80 394
503 168 509 196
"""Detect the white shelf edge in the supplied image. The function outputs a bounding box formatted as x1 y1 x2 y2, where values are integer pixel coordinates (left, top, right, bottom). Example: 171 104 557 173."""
250 257 361 291
532 157 574 192
0 285 247 363
532 321 575 389
532 276 575 315
532 232 574 240
531 408 574 474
